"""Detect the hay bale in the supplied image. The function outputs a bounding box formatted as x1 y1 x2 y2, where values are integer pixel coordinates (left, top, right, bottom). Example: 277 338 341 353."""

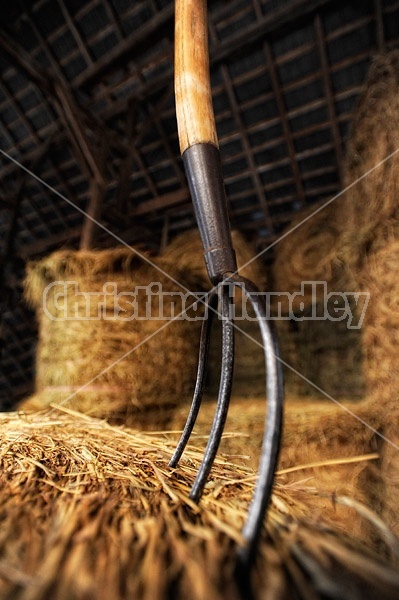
267 53 399 401
21 230 270 421
358 241 399 536
1 406 399 600
20 247 204 425
330 53 399 535
360 242 399 398
338 51 399 278
273 318 312 396
272 199 344 313
270 292 365 400
205 319 268 398
276 297 365 399
173 396 386 542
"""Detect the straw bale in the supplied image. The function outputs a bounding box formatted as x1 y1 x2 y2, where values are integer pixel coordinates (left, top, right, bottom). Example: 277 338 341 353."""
21 231 269 419
357 241 399 536
272 199 345 314
206 300 365 401
279 297 365 399
173 396 386 540
337 53 399 532
338 51 399 279
359 241 399 398
20 247 204 425
205 318 267 398
270 292 365 400
273 318 310 396
1 405 399 600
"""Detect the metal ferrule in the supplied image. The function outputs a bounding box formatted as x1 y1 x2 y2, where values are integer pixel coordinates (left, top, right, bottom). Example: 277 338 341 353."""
182 143 238 285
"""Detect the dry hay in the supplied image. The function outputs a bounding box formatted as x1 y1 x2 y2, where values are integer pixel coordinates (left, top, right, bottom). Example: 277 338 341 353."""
272 199 345 314
338 50 399 279
1 404 399 600
272 319 311 397
269 51 399 403
21 231 268 419
172 395 390 543
20 247 204 425
274 297 365 399
271 213 363 398
358 241 399 536
359 241 399 398
206 301 364 400
162 229 267 292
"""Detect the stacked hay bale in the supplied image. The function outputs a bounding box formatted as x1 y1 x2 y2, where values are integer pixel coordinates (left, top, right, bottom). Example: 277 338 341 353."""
1 407 399 600
271 197 363 398
338 50 399 281
337 44 399 417
360 245 399 400
21 247 204 427
272 198 345 310
360 240 399 535
20 230 271 422
270 52 399 398
267 51 399 536
173 395 383 540
337 51 399 536
358 240 399 537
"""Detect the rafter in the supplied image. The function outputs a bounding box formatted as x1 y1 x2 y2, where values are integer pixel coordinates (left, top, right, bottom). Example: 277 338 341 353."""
314 14 344 185
264 41 307 208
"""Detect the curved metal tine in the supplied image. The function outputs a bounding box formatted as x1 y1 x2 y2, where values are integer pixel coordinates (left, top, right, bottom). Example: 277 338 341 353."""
190 282 235 502
169 289 219 468
234 278 284 564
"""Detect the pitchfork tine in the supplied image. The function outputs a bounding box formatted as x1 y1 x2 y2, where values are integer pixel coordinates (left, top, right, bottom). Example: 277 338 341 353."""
190 284 234 501
169 289 218 468
173 0 284 562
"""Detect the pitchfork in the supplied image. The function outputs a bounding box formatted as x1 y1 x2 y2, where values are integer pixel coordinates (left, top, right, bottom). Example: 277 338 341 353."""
169 0 284 563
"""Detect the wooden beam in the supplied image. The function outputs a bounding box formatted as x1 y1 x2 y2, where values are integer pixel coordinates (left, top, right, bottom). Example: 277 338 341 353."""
314 14 344 185
72 0 339 96
20 0 68 85
219 63 275 232
53 80 105 184
18 187 191 258
210 0 342 65
115 100 138 213
0 33 48 91
132 187 190 217
19 225 82 259
374 0 385 52
160 214 170 251
73 4 174 90
79 179 105 250
264 41 307 207
58 0 93 68
0 136 55 275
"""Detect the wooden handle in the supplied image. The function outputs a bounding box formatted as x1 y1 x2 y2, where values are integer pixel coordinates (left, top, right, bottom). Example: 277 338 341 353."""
175 0 218 154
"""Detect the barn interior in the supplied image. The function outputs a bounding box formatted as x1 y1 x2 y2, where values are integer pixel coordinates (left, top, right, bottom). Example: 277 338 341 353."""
2 0 398 407
1 1 399 599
